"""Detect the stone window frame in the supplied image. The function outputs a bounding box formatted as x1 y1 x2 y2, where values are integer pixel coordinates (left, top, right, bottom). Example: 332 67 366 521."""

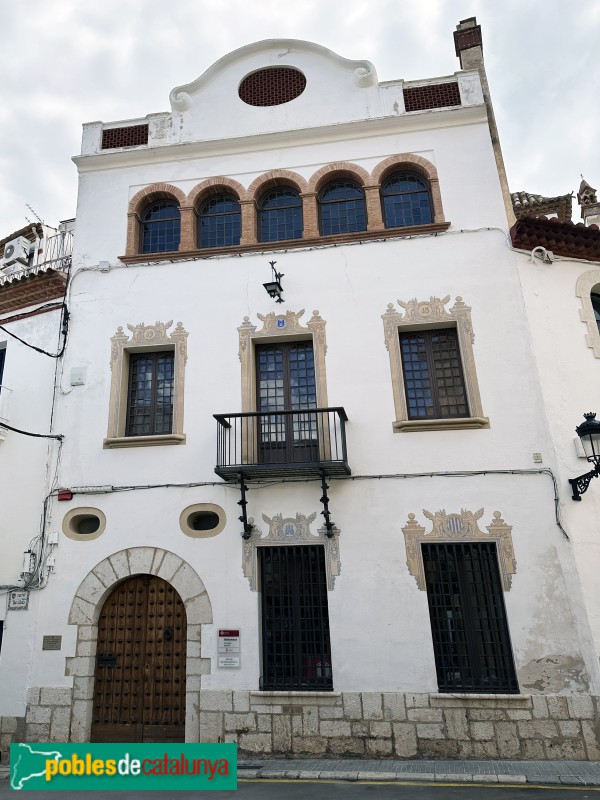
382 295 488 432
180 503 227 538
238 308 328 415
62 507 107 541
402 508 516 592
104 320 188 449
576 269 600 357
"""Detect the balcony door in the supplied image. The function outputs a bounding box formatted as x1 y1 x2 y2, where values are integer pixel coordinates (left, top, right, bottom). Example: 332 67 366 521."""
256 342 318 465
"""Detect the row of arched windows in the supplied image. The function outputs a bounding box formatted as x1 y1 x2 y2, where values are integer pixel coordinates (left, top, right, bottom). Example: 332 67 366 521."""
140 173 434 254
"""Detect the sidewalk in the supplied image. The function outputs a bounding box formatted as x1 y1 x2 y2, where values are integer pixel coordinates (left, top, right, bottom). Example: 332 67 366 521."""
3 759 600 786
238 758 600 786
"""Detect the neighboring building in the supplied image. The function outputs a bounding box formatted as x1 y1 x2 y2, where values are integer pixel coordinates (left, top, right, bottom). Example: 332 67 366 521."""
2 18 600 761
0 221 72 749
511 181 600 734
511 190 573 222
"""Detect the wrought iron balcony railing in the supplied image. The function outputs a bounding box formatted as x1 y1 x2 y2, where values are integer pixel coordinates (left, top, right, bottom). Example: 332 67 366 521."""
214 407 350 480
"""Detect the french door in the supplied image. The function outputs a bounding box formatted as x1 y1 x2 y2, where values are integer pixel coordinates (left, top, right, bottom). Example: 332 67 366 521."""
256 342 318 465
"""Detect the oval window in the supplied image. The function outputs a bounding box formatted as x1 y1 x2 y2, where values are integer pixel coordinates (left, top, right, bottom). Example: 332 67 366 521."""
239 67 306 107
180 503 226 538
62 507 106 541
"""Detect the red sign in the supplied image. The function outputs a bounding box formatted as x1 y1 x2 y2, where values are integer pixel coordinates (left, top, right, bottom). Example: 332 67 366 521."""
219 630 239 638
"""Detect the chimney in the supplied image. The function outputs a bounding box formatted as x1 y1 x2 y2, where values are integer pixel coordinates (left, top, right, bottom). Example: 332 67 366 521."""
453 18 515 226
454 17 483 70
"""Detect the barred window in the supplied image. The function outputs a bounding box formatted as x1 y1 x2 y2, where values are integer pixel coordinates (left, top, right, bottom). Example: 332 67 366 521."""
199 194 241 248
422 542 518 693
141 201 180 254
319 180 366 236
126 352 175 437
259 188 302 243
382 173 433 228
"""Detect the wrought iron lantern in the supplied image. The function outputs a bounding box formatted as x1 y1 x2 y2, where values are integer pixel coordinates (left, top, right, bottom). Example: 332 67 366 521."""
263 260 284 303
569 412 600 500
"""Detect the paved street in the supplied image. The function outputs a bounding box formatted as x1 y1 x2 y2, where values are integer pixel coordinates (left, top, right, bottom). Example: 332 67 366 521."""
3 778 600 799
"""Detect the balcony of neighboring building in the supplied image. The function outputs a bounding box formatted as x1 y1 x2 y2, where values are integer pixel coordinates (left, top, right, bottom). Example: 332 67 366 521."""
214 407 350 480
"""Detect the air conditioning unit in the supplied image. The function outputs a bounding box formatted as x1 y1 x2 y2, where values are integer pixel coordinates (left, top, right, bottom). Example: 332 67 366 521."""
2 236 30 268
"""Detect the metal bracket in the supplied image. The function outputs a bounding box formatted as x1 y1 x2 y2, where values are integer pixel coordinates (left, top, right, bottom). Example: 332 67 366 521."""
237 473 253 539
569 465 600 501
319 471 336 538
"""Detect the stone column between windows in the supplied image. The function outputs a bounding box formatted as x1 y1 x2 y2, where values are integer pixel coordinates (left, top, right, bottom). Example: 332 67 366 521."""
179 205 196 251
240 200 257 246
364 184 385 231
300 192 319 238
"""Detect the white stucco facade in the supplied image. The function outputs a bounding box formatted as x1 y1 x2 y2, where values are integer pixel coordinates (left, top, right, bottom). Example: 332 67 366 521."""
3 25 600 760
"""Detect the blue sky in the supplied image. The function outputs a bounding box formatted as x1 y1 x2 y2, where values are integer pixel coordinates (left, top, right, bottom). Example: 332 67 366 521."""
1 0 598 234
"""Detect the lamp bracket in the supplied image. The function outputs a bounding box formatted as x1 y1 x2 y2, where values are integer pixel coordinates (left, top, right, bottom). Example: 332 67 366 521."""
237 473 254 538
569 463 600 501
319 471 336 538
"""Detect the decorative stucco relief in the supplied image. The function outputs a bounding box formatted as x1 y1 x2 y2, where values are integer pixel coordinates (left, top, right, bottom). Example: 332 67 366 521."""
243 512 341 591
238 309 328 412
402 508 516 591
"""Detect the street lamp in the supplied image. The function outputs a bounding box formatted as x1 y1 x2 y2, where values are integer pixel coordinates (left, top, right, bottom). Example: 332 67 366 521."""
263 260 284 303
569 412 600 500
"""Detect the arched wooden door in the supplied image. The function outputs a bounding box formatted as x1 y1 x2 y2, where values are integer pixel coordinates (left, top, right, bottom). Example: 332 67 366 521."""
91 575 187 743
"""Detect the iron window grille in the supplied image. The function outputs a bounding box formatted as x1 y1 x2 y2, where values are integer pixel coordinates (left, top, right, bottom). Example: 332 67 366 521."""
319 180 367 236
126 352 175 436
381 173 433 228
259 188 303 243
422 542 518 693
198 194 241 248
399 328 469 420
141 201 181 254
259 545 333 691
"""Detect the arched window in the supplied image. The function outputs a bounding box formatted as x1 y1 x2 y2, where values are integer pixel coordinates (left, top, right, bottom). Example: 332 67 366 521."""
319 180 366 235
591 292 600 334
198 194 241 248
381 172 433 228
141 201 181 253
259 188 302 242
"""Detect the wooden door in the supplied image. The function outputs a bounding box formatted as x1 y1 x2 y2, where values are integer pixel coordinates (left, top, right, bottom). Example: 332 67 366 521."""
91 575 186 743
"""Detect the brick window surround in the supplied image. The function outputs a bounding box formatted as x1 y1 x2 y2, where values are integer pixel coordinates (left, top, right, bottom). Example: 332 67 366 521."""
122 156 449 261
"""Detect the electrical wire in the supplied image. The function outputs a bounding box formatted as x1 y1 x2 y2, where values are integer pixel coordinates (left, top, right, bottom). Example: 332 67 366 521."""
0 421 63 440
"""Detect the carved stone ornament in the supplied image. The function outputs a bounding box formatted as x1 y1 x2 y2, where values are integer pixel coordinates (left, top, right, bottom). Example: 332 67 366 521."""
105 320 189 445
382 296 486 430
402 509 516 591
576 270 600 358
239 310 329 412
243 512 341 591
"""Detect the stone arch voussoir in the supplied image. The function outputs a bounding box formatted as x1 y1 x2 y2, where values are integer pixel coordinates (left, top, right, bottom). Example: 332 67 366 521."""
128 183 187 215
66 547 212 743
187 176 249 209
248 169 308 199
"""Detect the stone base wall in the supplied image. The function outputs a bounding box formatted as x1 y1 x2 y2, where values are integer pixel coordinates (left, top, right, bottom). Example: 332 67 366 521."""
14 687 600 761
23 687 73 746
199 690 600 760
0 716 25 764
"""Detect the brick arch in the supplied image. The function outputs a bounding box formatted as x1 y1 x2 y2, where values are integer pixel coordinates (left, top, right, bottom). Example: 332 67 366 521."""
372 154 445 224
126 184 186 256
127 183 186 215
66 547 212 743
371 153 439 185
248 170 308 200
308 162 371 194
187 177 248 210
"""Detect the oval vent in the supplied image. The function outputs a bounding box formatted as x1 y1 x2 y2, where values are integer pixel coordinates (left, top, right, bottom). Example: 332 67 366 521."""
239 67 306 107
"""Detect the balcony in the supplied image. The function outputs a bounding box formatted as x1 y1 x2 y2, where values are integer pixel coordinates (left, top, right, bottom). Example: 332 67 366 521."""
214 407 350 480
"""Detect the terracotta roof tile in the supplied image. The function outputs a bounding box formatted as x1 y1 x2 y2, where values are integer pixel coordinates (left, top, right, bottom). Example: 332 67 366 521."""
510 215 600 262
